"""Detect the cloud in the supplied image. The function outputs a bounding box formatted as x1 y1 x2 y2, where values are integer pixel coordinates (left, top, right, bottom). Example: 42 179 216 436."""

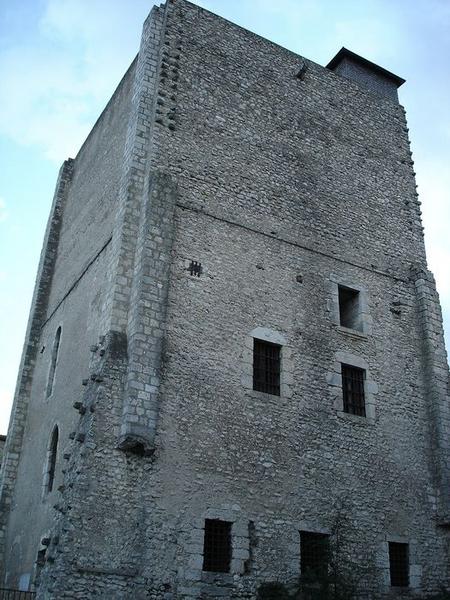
0 0 153 162
0 48 92 160
0 388 13 434
415 155 450 355
332 16 404 61
0 198 8 223
242 0 319 19
0 0 448 361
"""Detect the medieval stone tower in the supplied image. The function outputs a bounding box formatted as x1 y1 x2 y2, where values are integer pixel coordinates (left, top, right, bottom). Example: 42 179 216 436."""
1 0 449 598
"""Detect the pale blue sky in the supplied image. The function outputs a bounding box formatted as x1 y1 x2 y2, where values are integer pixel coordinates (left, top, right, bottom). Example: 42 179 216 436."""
0 0 449 434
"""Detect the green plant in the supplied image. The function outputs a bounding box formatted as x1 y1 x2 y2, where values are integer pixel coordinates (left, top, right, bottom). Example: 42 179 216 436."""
257 499 378 600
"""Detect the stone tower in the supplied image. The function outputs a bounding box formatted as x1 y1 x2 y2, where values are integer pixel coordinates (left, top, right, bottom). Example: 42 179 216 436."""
1 1 449 598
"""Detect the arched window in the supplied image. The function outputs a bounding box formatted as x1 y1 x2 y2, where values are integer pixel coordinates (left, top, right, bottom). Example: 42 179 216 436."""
46 326 61 398
45 426 59 493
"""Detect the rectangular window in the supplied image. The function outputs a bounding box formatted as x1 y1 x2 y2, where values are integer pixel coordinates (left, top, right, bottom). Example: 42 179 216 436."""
341 364 366 417
389 542 409 587
338 285 362 331
300 531 329 580
203 519 232 573
253 339 281 395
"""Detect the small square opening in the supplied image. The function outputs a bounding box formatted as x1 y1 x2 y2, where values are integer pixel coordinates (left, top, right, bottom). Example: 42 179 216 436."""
338 286 362 331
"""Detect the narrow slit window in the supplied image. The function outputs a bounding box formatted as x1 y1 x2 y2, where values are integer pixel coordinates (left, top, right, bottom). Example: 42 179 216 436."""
300 531 329 580
389 542 409 587
338 286 362 331
202 519 232 573
46 326 61 398
45 426 59 493
253 339 281 396
341 364 366 417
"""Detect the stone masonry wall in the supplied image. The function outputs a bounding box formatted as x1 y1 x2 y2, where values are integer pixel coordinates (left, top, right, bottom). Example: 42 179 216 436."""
135 1 449 596
0 159 73 584
331 57 401 101
0 34 137 589
153 5 447 597
414 268 450 523
4 245 112 590
4 0 449 598
47 58 136 312
0 436 6 473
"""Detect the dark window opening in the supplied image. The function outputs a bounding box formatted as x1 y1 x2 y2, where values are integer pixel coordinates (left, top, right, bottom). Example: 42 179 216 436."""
338 286 362 331
253 339 281 396
341 364 366 417
36 548 47 567
202 519 232 573
46 326 61 398
300 531 329 580
389 542 409 587
46 426 59 493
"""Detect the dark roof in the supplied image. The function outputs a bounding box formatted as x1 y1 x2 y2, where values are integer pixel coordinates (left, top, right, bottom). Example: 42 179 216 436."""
326 47 405 87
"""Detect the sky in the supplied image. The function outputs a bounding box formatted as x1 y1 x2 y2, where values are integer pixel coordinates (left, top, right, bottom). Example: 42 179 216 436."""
0 0 449 434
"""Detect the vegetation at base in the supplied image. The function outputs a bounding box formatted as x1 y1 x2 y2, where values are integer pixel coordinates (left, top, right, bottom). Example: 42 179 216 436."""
256 581 450 600
256 500 449 600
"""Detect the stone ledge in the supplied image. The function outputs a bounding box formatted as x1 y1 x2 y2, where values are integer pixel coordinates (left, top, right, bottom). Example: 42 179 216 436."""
336 325 368 340
76 563 138 577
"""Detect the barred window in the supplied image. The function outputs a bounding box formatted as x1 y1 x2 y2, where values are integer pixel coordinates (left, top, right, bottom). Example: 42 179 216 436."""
203 519 232 573
341 364 366 416
253 339 281 395
300 531 329 579
389 542 409 587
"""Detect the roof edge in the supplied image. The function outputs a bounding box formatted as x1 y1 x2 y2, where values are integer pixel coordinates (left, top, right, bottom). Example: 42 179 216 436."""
326 47 405 87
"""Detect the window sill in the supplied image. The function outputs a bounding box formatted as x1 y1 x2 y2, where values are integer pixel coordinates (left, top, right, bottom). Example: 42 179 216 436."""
299 580 326 590
336 326 367 339
245 389 283 402
390 585 410 589
336 411 374 426
201 571 234 584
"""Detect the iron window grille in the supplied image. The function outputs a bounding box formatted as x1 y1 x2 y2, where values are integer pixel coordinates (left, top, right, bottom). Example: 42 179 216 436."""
341 364 366 416
300 531 330 580
389 542 409 587
253 339 281 396
202 519 232 573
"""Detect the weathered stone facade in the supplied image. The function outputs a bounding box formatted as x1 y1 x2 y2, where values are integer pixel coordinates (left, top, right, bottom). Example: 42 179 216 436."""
0 436 5 471
1 1 449 598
